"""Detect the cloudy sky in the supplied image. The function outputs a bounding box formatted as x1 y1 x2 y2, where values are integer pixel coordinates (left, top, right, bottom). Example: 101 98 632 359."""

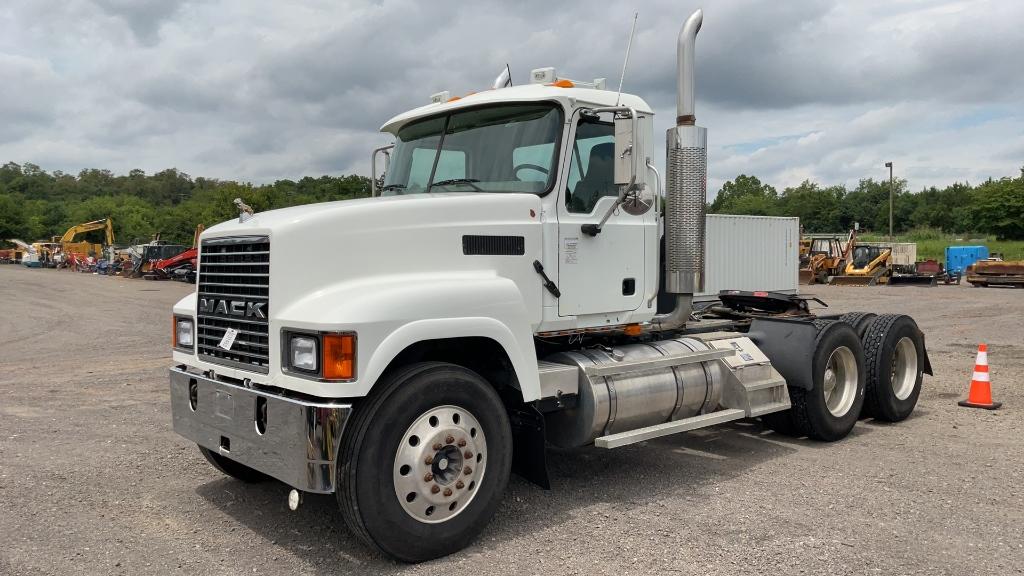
2 0 1022 194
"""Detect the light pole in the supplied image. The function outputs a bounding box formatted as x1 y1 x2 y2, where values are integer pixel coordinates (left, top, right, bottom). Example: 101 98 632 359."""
884 161 894 240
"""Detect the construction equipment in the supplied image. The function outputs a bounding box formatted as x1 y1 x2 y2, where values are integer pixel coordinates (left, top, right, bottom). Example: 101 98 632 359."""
148 224 205 282
889 258 946 286
56 218 115 268
799 235 846 284
830 239 892 286
966 260 1024 287
164 10 931 562
7 239 40 267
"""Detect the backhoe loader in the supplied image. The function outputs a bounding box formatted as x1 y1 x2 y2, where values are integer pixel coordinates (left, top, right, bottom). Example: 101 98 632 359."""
799 236 846 284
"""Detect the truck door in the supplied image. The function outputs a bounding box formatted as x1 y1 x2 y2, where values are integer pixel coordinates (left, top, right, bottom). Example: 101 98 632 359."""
557 112 646 317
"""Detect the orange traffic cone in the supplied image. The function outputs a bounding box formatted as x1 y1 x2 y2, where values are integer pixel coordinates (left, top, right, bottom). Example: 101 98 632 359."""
958 343 1001 410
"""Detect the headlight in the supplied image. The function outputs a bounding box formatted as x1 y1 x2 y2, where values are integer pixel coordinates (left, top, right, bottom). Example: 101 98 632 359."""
289 335 318 372
282 331 356 381
174 316 194 350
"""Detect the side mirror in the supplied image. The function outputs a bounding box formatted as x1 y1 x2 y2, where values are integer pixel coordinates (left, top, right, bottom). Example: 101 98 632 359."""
371 144 394 196
613 115 634 186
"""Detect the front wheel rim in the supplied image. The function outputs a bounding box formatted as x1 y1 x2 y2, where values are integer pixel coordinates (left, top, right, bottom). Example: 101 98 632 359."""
393 405 487 524
823 345 858 417
891 336 918 400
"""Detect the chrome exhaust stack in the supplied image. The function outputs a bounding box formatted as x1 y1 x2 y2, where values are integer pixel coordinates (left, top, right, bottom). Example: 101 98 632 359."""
652 8 706 331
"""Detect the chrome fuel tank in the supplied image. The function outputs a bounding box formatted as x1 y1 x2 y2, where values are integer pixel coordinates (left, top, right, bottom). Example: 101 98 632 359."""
543 337 724 448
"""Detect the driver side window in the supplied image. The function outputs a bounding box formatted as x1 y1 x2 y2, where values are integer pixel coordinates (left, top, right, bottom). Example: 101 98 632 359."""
566 117 615 214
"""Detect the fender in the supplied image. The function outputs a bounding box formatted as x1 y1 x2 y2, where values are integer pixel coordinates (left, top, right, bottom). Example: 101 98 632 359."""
272 272 542 400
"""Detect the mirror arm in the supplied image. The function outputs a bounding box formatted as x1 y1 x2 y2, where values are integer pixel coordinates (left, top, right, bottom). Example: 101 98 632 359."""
580 106 640 236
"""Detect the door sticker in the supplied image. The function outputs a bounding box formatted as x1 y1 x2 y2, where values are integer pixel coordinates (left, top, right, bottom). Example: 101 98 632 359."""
563 237 579 265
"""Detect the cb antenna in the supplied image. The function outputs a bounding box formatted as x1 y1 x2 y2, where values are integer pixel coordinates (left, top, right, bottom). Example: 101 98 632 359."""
616 11 639 106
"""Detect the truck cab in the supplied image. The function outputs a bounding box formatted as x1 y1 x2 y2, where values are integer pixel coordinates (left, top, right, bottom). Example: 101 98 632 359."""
168 9 929 563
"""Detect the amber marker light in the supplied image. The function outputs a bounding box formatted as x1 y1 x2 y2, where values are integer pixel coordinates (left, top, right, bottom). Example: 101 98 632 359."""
322 333 356 380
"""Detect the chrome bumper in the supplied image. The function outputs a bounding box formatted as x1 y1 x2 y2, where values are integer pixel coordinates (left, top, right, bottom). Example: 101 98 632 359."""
169 366 352 493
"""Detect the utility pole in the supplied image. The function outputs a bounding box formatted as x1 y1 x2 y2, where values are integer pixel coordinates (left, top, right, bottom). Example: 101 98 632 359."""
885 161 894 240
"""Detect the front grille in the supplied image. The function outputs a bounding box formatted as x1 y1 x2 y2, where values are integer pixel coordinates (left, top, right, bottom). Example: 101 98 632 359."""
196 236 270 373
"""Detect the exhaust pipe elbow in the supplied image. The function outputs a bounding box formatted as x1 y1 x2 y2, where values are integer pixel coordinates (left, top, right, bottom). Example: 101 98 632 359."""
676 9 703 125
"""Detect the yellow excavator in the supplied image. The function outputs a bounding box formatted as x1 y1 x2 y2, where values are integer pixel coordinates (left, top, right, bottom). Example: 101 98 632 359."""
56 218 115 266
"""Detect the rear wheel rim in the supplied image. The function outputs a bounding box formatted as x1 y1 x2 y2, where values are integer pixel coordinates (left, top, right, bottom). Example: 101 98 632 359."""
891 336 918 400
823 346 858 417
393 405 487 524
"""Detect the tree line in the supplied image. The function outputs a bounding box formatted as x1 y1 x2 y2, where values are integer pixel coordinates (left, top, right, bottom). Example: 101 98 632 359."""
0 162 372 247
709 170 1024 239
1 161 1023 247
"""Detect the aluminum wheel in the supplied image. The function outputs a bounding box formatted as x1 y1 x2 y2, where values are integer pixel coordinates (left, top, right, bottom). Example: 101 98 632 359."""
393 405 486 524
890 336 918 401
823 345 858 417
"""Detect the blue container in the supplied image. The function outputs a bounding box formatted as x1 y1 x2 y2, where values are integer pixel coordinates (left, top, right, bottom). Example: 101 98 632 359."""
945 245 989 276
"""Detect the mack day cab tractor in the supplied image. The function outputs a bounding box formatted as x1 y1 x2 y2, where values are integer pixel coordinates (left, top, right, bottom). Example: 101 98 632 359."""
169 10 931 562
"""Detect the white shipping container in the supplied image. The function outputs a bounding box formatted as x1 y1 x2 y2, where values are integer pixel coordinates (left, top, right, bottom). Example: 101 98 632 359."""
858 242 917 268
696 214 800 302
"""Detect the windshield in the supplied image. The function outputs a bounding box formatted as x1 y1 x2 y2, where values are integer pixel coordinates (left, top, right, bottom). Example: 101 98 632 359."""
381 103 562 195
852 246 883 268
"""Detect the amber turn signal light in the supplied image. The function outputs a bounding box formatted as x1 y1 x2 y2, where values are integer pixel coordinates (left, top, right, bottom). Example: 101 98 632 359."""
322 333 356 380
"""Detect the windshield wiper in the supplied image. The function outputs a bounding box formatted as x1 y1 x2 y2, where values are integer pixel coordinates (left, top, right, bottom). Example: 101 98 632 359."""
429 178 483 192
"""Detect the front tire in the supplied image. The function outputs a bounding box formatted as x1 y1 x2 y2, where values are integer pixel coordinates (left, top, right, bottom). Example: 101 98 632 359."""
337 362 512 563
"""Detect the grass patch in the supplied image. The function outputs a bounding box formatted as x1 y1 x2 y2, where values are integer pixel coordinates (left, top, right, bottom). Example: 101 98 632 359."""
860 230 1024 262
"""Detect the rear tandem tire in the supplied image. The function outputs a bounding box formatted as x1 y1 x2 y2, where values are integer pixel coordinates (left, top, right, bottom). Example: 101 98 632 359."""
198 446 269 483
337 362 513 563
860 314 925 422
763 320 866 441
837 311 877 338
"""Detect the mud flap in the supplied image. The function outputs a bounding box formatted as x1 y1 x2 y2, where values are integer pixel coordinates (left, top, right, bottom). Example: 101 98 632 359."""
746 317 819 390
509 405 550 490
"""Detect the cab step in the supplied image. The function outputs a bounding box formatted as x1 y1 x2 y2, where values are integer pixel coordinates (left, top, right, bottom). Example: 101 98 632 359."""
594 408 747 448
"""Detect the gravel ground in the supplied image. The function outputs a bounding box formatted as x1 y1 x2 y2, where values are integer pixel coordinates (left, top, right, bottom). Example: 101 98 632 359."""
1 265 1022 575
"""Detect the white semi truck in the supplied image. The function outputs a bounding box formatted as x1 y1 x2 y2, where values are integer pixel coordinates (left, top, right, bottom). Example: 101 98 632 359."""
169 10 931 562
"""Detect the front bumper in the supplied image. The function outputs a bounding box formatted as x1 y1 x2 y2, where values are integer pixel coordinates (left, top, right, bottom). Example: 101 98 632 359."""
169 366 352 493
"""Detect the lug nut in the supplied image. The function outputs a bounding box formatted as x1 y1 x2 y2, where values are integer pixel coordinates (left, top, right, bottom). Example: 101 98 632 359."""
464 450 473 459
424 455 434 465
463 466 472 475
423 473 434 482
455 480 465 489
431 485 440 494
445 435 455 444
457 439 467 447
443 488 453 497
432 443 443 451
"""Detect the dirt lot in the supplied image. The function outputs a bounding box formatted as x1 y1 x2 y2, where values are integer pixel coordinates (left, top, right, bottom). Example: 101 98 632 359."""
1 265 1022 575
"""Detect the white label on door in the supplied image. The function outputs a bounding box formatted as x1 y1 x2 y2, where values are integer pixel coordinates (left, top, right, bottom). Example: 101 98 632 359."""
563 237 579 265
218 328 239 350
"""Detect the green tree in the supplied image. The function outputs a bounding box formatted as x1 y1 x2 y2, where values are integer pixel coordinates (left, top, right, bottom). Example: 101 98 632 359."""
709 175 777 215
970 176 1024 239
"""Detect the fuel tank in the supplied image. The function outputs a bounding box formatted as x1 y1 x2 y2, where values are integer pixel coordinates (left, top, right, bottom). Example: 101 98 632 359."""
543 337 724 448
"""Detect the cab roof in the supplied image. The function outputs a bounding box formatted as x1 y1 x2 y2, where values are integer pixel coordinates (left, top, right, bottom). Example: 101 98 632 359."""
380 83 654 135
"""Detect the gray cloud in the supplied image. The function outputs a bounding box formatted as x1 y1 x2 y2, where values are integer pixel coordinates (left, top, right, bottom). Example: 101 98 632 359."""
0 0 1021 193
